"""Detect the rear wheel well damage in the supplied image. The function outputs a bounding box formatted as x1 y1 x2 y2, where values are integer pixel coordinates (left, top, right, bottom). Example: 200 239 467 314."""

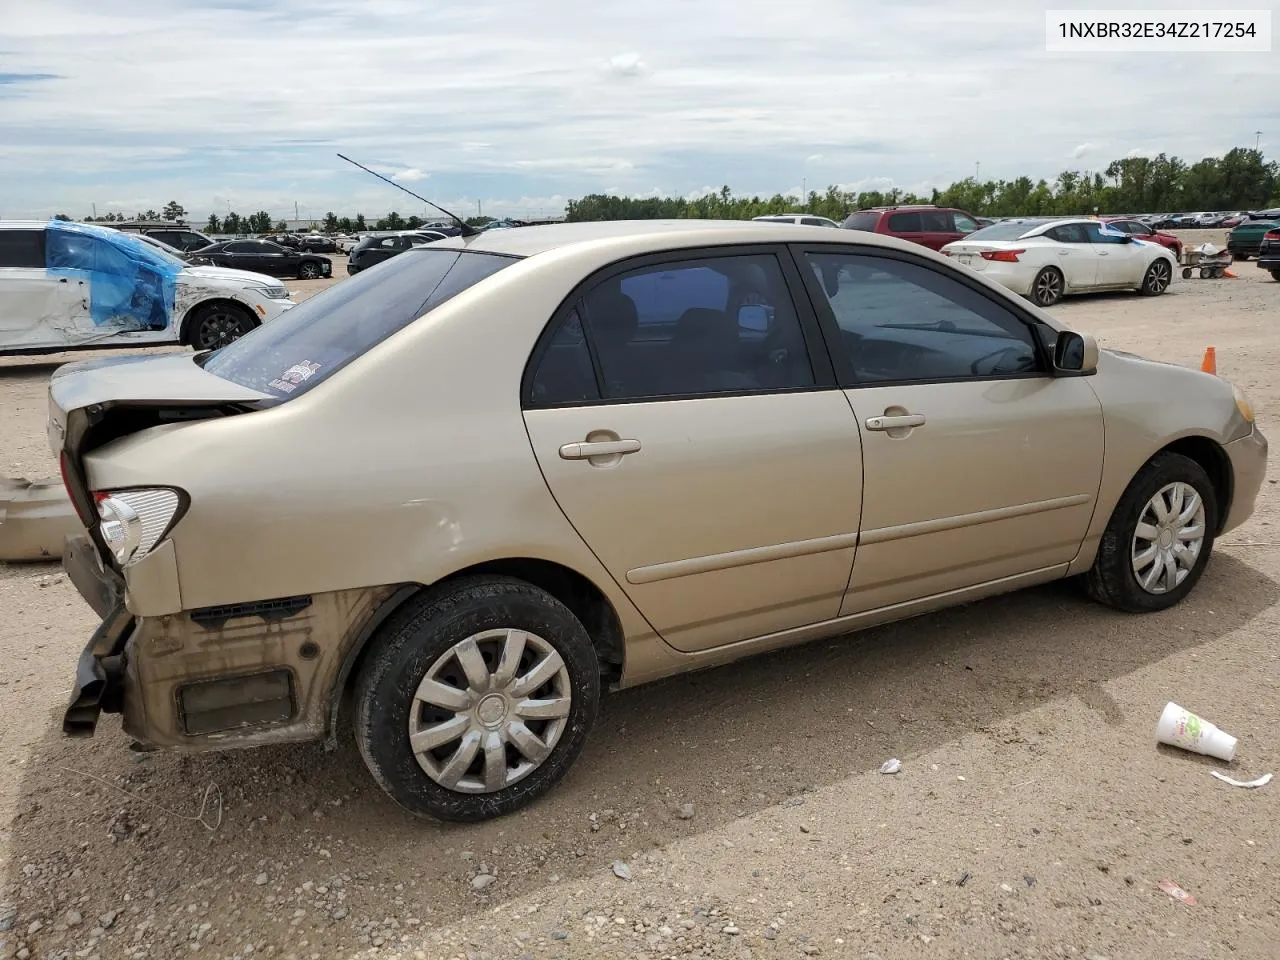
1158 435 1233 533
326 560 626 747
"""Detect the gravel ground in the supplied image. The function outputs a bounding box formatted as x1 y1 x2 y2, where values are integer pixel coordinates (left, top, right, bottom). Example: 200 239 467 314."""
1 235 1278 960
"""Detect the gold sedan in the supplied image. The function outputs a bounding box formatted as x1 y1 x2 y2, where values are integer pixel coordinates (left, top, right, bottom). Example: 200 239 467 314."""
48 220 1266 821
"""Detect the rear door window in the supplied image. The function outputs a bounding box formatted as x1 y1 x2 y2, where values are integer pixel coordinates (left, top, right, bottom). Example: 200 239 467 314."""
200 250 518 401
886 212 922 232
843 212 880 231
0 229 45 268
919 211 951 231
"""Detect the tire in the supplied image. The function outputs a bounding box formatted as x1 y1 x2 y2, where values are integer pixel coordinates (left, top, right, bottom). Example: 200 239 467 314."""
1234 252 1249 261
1085 451 1218 613
1030 266 1064 307
299 261 322 279
1181 267 1193 280
1270 270 1280 283
353 575 601 822
186 302 255 350
1141 258 1172 295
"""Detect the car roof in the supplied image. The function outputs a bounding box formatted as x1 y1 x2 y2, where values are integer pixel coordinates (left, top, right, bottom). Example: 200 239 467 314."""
430 218 925 258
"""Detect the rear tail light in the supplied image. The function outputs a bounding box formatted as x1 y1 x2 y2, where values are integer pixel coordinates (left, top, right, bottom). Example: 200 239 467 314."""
93 488 183 567
1264 230 1280 241
981 249 1025 262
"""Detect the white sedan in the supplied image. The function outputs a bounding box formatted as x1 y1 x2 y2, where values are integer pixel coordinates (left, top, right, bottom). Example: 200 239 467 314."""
941 217 1177 307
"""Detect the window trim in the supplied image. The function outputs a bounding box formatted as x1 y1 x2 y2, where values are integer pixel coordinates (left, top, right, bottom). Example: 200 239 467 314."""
520 243 838 410
784 242 1055 390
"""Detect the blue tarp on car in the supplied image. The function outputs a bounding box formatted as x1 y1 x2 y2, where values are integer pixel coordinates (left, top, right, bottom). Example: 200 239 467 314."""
45 220 181 330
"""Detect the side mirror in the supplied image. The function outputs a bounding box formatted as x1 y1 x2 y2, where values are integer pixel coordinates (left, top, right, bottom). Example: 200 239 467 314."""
1053 330 1099 376
737 304 770 333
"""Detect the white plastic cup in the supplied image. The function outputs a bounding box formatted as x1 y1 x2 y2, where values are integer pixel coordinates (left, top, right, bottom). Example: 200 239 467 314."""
1155 702 1237 762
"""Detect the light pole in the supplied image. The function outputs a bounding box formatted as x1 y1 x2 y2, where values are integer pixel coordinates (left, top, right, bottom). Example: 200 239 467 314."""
975 161 980 181
1256 130 1263 151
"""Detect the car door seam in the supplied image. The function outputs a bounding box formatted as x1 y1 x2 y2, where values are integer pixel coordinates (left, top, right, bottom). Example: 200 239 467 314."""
859 494 1093 546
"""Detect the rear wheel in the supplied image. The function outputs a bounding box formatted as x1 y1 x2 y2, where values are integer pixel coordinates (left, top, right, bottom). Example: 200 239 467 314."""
1270 270 1280 283
299 261 322 279
1030 266 1064 307
1141 258 1172 295
354 576 601 822
187 302 255 350
1085 452 1217 613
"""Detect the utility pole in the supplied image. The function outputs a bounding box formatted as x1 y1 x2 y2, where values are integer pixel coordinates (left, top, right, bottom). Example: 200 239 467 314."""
477 199 482 218
801 177 806 207
1256 130 1263 151
92 202 97 219
975 161 981 181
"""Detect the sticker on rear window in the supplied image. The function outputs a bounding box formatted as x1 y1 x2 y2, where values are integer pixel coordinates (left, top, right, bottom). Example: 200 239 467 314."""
268 360 321 393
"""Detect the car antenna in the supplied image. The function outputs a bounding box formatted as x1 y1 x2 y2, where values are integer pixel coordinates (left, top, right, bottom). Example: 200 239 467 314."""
336 153 479 237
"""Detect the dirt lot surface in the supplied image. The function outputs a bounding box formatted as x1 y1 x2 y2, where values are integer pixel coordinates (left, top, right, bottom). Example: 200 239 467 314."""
1 235 1278 960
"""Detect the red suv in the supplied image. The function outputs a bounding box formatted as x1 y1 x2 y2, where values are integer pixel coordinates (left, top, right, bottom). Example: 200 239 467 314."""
841 205 981 250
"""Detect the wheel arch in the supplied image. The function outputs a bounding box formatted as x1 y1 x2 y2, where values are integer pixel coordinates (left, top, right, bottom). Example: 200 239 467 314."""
178 297 258 346
325 558 626 746
1158 435 1233 534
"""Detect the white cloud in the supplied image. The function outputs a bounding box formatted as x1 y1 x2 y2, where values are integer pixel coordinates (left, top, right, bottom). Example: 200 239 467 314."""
0 0 1275 220
393 168 428 182
604 52 648 78
1071 142 1095 159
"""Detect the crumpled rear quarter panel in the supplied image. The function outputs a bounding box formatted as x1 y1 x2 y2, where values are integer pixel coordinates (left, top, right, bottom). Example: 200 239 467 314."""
121 585 397 750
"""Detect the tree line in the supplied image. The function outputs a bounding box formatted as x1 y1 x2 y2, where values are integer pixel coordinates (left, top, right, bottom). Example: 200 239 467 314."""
567 147 1279 222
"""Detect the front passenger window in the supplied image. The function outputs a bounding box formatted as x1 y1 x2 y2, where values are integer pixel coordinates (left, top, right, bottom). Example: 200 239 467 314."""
802 252 1042 384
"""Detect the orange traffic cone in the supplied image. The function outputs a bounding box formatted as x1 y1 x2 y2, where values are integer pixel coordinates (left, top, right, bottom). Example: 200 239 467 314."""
1201 346 1217 375
1224 269 1238 279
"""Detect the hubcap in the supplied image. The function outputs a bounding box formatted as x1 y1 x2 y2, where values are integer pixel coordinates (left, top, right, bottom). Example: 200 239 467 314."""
199 313 243 348
1130 481 1206 594
408 628 572 794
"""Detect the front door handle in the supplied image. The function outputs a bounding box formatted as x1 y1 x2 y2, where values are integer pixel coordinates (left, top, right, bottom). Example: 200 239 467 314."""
865 414 925 431
559 438 641 460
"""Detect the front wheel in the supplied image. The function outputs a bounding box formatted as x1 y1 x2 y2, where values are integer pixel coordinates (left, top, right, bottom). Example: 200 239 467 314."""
187 302 255 350
1270 270 1280 283
1030 266 1064 307
299 261 322 279
1141 258 1172 295
1085 451 1217 613
354 576 601 822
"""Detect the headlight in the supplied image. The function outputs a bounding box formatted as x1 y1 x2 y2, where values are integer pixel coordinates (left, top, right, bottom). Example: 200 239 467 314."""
245 282 290 300
95 488 183 566
1232 383 1255 424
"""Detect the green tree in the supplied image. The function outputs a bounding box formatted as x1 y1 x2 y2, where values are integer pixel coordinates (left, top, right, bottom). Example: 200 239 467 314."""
375 211 405 230
162 200 186 222
337 217 353 232
53 213 71 221
275 220 288 232
465 215 494 227
205 214 221 233
405 215 424 229
354 214 367 231
323 211 339 232
224 212 243 234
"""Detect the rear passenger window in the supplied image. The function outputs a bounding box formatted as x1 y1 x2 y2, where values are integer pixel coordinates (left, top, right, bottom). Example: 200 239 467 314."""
919 211 951 231
887 212 922 232
528 309 600 406
0 230 45 268
580 254 814 401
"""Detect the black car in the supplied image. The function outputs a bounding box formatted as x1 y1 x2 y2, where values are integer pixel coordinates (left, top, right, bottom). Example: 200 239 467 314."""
346 231 447 274
298 234 338 253
263 233 303 249
132 228 214 252
1257 225 1280 282
188 239 333 279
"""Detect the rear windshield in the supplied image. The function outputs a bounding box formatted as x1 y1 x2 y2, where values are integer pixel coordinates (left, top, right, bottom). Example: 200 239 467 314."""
962 221 1047 241
200 249 517 401
842 212 880 231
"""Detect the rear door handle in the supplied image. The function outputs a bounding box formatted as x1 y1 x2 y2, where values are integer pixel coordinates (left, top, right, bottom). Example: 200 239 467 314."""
865 414 925 431
559 439 641 460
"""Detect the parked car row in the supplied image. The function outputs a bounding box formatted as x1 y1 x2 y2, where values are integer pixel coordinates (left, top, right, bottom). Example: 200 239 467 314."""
187 239 333 280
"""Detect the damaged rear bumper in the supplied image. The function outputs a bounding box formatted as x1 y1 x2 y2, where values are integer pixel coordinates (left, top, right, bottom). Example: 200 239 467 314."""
62 534 135 736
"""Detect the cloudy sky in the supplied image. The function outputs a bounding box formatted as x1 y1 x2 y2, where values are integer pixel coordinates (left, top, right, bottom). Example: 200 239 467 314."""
0 0 1275 222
